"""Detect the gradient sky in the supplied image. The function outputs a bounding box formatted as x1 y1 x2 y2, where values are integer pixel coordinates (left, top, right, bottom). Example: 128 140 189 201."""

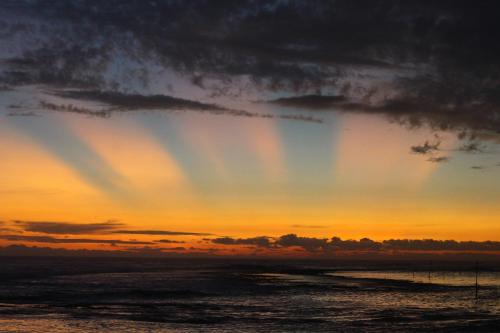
0 1 499 257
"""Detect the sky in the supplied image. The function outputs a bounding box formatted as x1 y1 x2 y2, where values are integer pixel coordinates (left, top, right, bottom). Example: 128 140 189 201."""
0 0 500 258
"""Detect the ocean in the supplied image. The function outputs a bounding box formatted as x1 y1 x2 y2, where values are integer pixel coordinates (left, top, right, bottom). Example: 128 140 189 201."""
0 257 498 332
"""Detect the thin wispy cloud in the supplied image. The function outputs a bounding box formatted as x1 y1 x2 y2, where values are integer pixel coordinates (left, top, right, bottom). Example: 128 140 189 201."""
155 239 186 244
13 220 122 234
10 220 212 237
0 235 153 245
111 230 212 236
427 156 450 163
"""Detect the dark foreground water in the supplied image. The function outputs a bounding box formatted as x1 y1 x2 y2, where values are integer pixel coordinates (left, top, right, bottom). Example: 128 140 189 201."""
0 258 498 332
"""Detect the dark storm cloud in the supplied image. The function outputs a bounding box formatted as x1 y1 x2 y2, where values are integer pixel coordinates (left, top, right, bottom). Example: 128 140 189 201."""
291 225 327 229
14 220 123 234
1 1 500 133
0 234 152 245
210 234 500 253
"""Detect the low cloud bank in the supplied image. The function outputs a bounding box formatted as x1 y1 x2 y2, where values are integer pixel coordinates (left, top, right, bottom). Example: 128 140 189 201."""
211 234 500 253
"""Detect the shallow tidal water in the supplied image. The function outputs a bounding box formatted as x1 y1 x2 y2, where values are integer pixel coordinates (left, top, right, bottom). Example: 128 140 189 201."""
0 258 498 332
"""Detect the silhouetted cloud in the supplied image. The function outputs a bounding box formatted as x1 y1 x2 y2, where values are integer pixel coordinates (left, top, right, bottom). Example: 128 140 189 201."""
0 235 152 245
275 234 329 252
210 234 500 253
0 245 212 257
1 235 499 258
382 239 500 252
211 236 273 248
14 220 122 235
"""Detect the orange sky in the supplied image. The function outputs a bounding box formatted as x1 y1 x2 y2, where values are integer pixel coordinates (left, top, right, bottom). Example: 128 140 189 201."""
1 103 500 255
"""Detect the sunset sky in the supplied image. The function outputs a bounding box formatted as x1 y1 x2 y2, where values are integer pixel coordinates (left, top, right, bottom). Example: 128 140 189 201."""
1 1 500 257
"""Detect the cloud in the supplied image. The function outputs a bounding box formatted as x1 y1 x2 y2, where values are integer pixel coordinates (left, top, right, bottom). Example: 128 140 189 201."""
267 95 347 109
458 142 483 153
275 234 329 252
211 236 273 248
125 246 186 253
410 141 441 155
0 245 210 257
427 156 450 163
210 234 500 253
14 220 122 235
1 1 500 134
50 90 322 123
1 235 499 258
6 112 41 117
382 239 500 252
0 235 152 245
54 90 226 112
11 220 211 237
155 239 186 244
39 101 110 118
111 230 212 236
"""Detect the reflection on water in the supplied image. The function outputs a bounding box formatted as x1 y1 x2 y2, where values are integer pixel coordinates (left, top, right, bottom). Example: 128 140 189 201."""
328 270 500 287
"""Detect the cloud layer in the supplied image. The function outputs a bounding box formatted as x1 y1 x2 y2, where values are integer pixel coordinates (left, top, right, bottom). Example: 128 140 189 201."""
10 220 211 237
211 234 500 253
1 1 500 133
